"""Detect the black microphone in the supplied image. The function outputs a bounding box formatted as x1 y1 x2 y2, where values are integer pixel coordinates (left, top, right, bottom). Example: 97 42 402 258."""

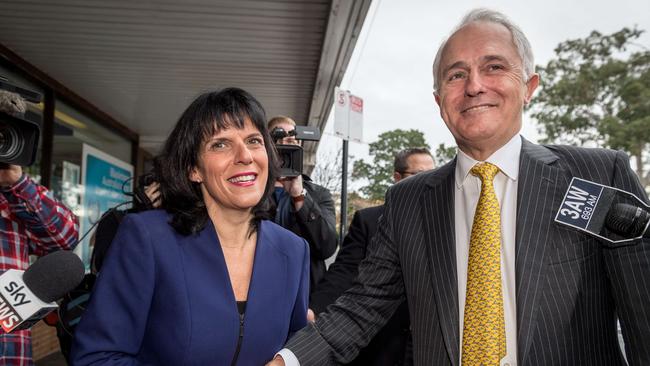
605 203 650 239
0 251 85 332
555 177 650 246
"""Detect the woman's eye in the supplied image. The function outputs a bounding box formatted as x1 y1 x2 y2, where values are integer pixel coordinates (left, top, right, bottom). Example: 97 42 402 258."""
248 137 264 145
209 141 226 150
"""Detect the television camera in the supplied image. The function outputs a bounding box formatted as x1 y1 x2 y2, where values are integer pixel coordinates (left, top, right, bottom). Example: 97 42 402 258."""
0 76 42 166
271 125 321 177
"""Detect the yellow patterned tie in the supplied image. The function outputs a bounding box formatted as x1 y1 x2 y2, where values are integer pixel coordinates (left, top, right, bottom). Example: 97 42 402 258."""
462 162 506 366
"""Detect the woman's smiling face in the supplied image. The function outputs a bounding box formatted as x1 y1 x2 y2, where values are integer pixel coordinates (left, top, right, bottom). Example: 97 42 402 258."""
190 117 269 214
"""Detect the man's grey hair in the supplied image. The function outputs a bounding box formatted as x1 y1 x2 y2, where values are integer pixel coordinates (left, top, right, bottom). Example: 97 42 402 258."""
432 8 535 93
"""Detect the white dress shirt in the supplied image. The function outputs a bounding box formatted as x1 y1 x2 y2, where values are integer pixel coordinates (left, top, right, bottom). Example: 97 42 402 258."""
279 134 524 366
455 134 521 366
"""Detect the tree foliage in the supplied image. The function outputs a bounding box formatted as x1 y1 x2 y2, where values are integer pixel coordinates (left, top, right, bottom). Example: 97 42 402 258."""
434 143 457 166
352 129 430 201
530 27 650 187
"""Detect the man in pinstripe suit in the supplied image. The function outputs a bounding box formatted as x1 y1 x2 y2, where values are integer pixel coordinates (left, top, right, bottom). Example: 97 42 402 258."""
269 8 650 366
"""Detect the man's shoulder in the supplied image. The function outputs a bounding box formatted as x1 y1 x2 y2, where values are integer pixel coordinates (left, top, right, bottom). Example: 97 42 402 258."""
355 205 384 222
302 176 328 192
544 143 619 159
541 143 622 171
301 176 334 202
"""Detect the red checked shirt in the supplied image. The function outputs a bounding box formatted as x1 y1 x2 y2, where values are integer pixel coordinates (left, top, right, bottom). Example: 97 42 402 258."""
0 174 79 365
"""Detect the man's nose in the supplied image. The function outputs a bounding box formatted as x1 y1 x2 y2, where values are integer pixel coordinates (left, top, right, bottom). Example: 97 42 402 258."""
465 69 486 97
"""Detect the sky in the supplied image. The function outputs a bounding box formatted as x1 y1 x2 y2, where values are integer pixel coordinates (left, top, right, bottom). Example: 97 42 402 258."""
316 0 650 183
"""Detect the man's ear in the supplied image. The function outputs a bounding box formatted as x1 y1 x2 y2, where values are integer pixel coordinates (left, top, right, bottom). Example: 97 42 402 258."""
393 171 403 183
434 92 442 108
524 73 540 104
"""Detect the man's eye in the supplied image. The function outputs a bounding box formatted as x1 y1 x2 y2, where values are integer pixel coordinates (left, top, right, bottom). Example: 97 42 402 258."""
487 64 505 71
448 72 465 81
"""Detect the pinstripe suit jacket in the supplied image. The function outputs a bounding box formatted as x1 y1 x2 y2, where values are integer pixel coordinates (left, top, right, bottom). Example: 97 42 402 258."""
286 138 650 365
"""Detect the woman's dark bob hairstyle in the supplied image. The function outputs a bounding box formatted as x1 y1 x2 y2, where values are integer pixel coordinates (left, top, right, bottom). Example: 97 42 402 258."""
155 87 278 235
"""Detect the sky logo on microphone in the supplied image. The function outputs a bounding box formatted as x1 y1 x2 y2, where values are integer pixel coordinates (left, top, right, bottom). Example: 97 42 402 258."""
0 291 23 332
0 269 58 333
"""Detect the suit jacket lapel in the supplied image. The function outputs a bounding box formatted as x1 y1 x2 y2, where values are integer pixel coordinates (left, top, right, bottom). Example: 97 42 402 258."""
422 159 460 366
515 139 566 363
246 221 288 328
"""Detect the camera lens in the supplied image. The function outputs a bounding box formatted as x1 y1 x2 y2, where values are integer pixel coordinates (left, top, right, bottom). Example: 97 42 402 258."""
279 152 290 168
0 123 23 161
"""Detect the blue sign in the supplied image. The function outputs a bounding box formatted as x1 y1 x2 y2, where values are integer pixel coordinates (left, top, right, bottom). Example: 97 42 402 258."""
80 144 133 269
555 178 603 230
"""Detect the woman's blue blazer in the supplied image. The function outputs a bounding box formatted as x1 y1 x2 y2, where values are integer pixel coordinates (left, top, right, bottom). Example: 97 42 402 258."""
71 210 309 365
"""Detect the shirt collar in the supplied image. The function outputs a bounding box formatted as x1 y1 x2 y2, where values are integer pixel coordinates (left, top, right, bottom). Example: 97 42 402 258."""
455 134 522 188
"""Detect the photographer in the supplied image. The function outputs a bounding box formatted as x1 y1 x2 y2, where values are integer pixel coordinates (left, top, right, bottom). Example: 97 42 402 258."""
0 87 79 365
268 116 337 292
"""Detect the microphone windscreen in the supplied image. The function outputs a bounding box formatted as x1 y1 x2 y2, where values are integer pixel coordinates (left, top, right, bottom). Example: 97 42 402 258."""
23 251 85 303
606 203 650 237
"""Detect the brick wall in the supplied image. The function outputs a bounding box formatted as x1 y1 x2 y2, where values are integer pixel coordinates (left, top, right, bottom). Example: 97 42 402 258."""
31 321 60 360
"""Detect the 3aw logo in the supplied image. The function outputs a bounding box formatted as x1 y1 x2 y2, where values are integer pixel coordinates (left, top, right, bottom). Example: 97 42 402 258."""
556 178 603 231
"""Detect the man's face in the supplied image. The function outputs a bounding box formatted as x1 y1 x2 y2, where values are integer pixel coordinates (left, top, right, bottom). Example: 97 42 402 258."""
434 21 538 158
272 121 300 146
394 153 435 182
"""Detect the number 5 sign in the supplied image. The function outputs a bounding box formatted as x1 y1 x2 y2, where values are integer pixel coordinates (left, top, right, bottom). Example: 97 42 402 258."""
334 87 363 142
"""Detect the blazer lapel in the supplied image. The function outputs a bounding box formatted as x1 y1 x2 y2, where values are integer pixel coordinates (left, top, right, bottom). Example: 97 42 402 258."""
421 159 460 366
515 139 567 363
246 221 288 331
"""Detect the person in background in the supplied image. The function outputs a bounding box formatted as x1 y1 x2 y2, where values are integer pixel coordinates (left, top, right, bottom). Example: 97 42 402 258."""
0 89 79 365
71 88 309 365
310 148 434 366
270 8 650 366
53 179 161 363
268 116 337 292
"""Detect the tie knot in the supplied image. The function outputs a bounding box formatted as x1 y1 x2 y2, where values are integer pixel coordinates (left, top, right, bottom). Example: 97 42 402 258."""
471 162 500 182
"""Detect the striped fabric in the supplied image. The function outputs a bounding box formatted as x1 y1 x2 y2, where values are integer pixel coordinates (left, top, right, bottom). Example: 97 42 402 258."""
0 174 79 366
286 138 650 366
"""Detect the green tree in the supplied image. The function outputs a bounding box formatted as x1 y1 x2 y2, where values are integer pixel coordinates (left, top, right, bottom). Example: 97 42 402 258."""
352 129 430 201
434 143 457 166
530 27 650 187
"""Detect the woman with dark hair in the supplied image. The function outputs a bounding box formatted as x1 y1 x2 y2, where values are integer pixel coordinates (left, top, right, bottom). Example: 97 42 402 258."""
71 88 310 365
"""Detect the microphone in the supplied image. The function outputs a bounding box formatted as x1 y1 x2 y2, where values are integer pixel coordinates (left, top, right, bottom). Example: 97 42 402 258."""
605 203 650 239
555 177 650 246
0 251 85 332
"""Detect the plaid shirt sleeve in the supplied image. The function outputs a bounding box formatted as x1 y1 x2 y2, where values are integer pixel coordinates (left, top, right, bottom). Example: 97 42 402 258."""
1 174 79 256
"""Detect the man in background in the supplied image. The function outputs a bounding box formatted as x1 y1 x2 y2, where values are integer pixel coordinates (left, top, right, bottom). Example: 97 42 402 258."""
310 148 434 366
268 116 337 291
0 87 79 365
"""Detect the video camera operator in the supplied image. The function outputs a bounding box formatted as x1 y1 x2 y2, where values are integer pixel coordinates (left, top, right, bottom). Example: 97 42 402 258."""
268 116 337 292
0 79 79 365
